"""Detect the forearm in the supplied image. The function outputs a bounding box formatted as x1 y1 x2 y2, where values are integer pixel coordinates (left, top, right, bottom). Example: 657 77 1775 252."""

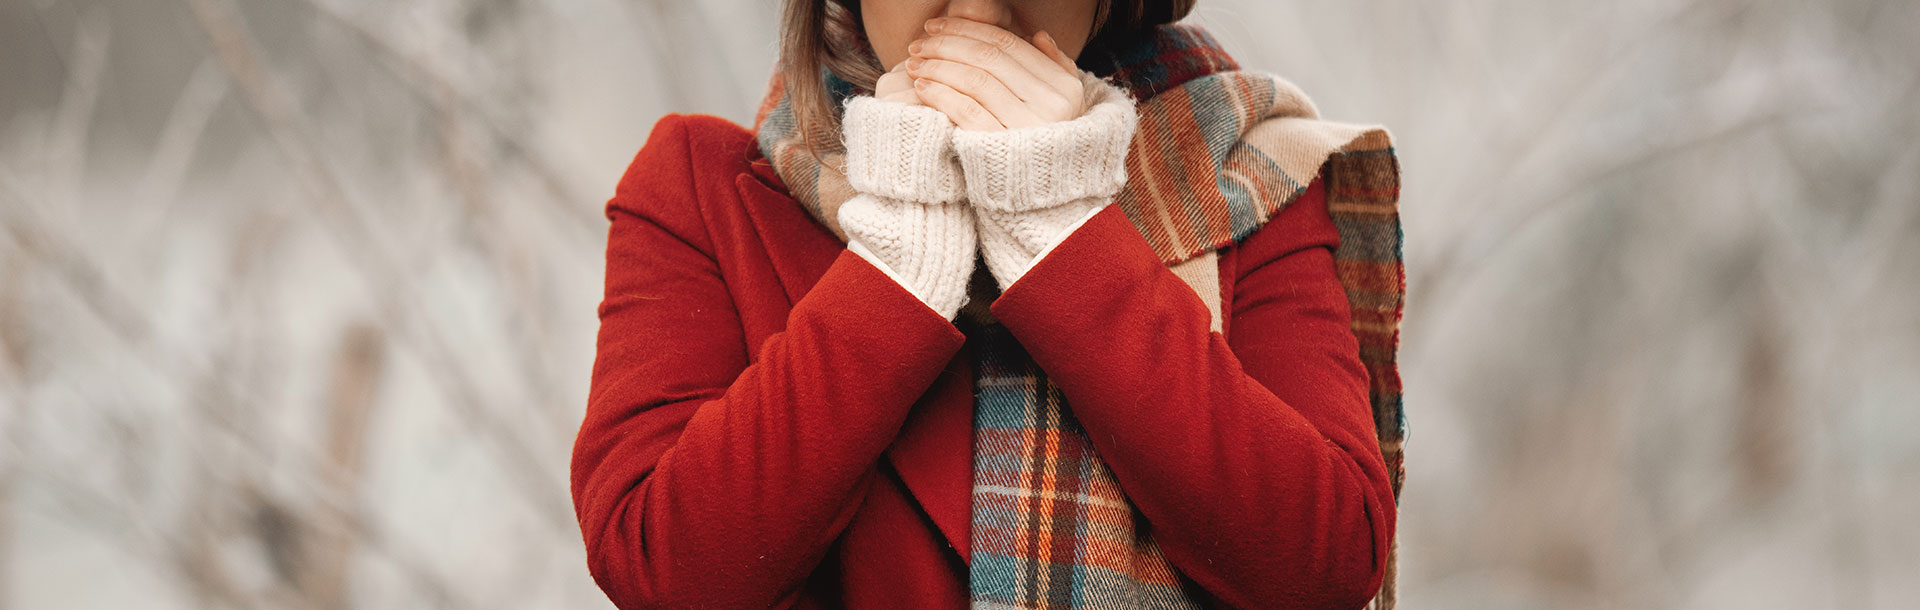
842 191 975 320
953 69 1136 291
986 205 1393 609
837 95 976 320
575 247 966 608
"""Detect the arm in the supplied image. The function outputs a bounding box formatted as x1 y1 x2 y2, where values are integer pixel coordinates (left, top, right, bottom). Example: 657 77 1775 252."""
953 69 1134 292
837 95 977 321
986 176 1395 609
569 115 967 609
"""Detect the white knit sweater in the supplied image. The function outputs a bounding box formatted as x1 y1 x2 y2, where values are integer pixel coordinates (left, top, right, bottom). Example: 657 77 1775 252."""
837 70 1139 318
838 96 975 320
956 69 1138 292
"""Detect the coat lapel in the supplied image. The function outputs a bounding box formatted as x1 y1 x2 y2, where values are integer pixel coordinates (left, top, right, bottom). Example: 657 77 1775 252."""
882 348 976 563
734 169 976 564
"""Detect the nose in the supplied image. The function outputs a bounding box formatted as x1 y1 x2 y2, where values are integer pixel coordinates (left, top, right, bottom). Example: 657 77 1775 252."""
943 0 1016 32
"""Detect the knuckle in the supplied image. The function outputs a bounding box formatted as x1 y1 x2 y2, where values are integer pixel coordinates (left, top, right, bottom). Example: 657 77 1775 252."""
963 103 991 124
1062 84 1086 106
962 67 990 91
1040 95 1071 117
971 43 1001 65
988 30 1019 51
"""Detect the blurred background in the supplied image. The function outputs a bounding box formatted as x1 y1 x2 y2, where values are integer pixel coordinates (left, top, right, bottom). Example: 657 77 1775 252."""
2 0 1916 608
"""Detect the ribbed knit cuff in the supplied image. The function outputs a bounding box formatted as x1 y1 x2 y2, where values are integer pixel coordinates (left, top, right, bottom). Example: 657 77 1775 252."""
842 96 967 204
950 70 1137 212
837 193 977 321
975 201 1107 292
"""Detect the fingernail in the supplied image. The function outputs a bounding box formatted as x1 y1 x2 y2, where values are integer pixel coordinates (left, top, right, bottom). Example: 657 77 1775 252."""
908 39 923 54
926 18 944 33
906 57 925 70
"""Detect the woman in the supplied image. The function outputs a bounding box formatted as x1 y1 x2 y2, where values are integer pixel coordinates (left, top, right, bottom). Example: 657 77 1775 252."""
569 0 1407 608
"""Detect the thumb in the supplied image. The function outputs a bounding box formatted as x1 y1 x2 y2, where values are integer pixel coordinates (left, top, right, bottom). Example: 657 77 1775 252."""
1033 31 1078 72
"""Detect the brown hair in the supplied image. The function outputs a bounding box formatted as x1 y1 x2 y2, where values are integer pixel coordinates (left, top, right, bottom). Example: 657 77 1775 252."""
777 0 1197 158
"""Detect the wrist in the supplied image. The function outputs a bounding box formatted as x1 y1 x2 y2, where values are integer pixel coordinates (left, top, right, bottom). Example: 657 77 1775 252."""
950 71 1137 213
841 96 966 204
836 193 976 321
975 199 1107 291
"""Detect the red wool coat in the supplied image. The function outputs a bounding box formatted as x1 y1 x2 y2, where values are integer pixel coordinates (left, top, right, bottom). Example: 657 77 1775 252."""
570 113 1397 609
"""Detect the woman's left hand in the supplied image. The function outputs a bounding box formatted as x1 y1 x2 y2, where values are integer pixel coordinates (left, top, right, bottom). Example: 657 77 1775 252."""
904 17 1087 131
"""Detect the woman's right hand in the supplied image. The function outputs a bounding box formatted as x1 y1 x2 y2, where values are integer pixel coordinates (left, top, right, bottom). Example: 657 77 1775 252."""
875 61 922 105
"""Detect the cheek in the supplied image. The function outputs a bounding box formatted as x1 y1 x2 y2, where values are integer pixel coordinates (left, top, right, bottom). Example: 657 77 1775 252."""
862 6 939 70
1027 2 1100 60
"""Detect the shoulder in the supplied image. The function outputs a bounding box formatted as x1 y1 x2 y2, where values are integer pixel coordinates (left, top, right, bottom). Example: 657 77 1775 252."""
612 113 760 208
1229 172 1338 276
606 113 763 250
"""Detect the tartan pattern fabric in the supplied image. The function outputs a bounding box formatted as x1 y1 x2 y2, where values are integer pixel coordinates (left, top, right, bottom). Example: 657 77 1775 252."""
751 23 1405 609
958 296 1206 609
1322 141 1406 610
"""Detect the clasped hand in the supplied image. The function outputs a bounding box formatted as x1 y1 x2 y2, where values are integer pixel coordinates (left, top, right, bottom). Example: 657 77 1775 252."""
839 16 1134 315
875 17 1087 131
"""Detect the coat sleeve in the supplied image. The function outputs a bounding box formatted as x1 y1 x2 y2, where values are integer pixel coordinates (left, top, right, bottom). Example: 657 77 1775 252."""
986 176 1394 610
570 114 969 609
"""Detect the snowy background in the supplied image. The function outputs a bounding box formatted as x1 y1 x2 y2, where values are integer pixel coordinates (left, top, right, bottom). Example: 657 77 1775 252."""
2 0 1916 608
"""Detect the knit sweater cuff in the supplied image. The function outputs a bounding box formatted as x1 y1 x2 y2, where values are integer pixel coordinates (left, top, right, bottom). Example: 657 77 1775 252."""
841 96 967 204
950 70 1138 212
845 235 952 319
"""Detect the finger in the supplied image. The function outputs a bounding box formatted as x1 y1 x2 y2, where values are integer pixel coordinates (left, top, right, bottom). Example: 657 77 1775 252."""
927 18 1069 87
882 89 922 105
1033 31 1079 73
921 19 1081 104
914 34 1077 124
1031 32 1087 117
906 57 1043 128
874 65 911 98
914 78 1003 131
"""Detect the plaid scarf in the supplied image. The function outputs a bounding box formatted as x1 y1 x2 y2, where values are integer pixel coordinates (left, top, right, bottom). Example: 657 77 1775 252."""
751 23 1405 609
